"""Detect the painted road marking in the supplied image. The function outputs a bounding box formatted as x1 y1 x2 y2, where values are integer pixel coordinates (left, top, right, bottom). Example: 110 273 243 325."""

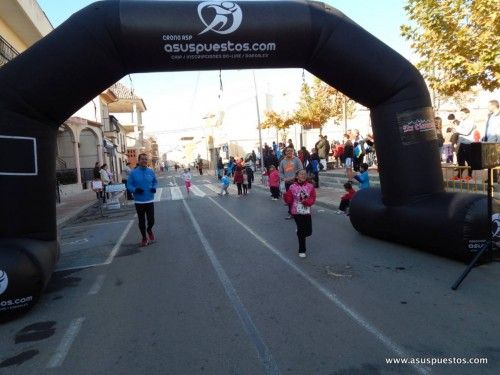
154 187 163 202
46 317 85 368
61 238 88 246
182 200 280 375
205 184 221 194
88 274 106 295
170 186 183 200
189 184 206 197
64 220 131 230
208 196 430 375
104 220 135 265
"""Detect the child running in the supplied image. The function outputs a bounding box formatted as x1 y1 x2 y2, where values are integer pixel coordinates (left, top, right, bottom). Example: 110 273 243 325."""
336 182 356 215
283 169 316 258
181 168 192 195
268 165 280 200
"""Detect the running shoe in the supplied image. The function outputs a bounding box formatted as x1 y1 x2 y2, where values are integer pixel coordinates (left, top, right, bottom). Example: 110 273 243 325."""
140 238 149 247
147 231 155 242
299 252 307 258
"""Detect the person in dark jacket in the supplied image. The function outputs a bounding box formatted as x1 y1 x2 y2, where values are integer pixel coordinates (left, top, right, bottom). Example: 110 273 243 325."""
342 133 354 180
233 165 244 195
93 162 101 178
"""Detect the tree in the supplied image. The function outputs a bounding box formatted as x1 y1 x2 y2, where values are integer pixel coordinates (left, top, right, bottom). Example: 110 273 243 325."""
401 0 500 96
294 77 355 134
260 110 295 143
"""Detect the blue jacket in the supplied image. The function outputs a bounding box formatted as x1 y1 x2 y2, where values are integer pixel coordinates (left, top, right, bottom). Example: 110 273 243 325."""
354 171 370 189
221 175 230 186
127 167 158 203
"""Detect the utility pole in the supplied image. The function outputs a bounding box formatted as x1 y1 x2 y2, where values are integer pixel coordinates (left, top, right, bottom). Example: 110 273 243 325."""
343 94 348 134
253 70 263 171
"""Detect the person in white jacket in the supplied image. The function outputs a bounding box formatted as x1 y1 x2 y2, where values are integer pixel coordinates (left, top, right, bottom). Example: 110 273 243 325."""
455 108 476 179
483 100 500 143
99 164 111 202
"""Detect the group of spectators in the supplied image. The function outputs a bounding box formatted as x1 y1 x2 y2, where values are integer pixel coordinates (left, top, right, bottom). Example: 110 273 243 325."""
435 100 500 180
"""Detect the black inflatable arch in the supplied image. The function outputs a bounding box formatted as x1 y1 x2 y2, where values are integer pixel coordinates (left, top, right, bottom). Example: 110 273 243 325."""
0 0 490 321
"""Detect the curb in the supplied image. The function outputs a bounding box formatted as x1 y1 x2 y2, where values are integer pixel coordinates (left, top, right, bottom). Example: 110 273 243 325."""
56 200 97 228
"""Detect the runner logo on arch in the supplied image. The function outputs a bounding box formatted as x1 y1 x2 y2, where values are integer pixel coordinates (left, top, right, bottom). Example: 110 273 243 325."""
198 1 243 35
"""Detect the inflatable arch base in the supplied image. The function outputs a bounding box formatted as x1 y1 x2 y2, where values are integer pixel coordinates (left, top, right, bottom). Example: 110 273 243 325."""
0 239 59 323
350 189 497 263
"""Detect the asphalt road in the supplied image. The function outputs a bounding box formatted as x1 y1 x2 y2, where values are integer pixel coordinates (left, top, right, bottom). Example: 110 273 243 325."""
1 171 499 375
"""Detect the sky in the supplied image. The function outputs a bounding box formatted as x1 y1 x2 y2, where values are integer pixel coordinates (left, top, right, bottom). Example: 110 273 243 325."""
37 0 414 153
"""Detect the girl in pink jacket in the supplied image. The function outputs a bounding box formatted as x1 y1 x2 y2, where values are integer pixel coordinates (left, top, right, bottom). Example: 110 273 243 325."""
268 165 281 200
283 169 316 258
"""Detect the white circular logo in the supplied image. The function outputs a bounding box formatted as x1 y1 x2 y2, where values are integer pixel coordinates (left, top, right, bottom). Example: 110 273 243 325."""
0 270 8 295
198 1 243 35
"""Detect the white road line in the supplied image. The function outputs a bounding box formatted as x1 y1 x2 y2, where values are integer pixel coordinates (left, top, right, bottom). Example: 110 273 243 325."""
170 186 184 200
182 200 280 375
189 184 206 197
46 317 85 368
207 197 430 375
205 184 221 194
154 187 163 202
88 274 106 295
104 220 135 265
61 238 88 246
63 220 131 230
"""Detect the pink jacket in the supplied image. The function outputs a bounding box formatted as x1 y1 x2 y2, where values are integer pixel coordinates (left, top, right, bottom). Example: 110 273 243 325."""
268 170 280 187
283 181 316 215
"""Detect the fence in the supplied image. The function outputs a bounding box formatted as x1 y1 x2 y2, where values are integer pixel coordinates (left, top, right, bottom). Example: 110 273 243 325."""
442 165 499 194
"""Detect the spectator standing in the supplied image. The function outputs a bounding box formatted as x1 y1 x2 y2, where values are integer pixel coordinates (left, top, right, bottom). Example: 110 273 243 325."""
217 156 224 180
226 157 235 177
127 153 158 247
342 133 354 180
333 141 344 168
250 150 257 166
483 100 500 142
435 117 445 159
99 164 111 203
324 135 330 167
93 162 100 179
272 141 278 155
233 164 244 195
308 148 320 188
455 108 476 179
443 127 454 163
245 163 254 189
315 135 328 171
121 162 133 200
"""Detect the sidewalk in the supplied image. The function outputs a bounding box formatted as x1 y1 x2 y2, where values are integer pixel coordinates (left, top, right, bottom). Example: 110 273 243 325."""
56 189 98 227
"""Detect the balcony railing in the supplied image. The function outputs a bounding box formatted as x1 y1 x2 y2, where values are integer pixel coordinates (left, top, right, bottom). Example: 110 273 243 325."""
0 35 19 67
